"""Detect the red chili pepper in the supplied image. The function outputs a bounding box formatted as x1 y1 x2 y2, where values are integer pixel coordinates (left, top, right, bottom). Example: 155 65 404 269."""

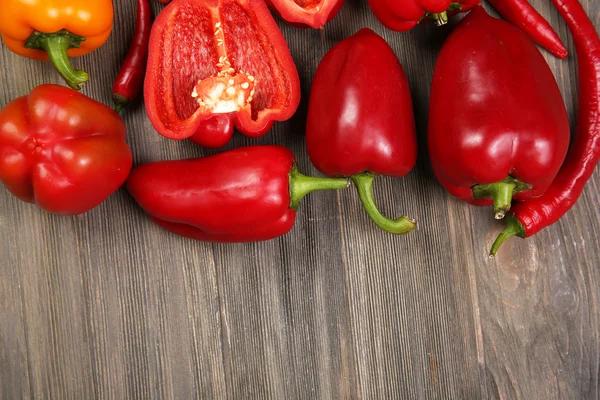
428 6 570 219
144 0 301 149
112 0 152 113
0 84 133 215
265 0 344 29
367 0 480 31
126 146 349 243
306 28 417 234
488 0 567 59
490 0 600 256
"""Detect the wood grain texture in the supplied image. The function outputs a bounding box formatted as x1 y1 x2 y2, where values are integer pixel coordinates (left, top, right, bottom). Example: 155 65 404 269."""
0 0 599 399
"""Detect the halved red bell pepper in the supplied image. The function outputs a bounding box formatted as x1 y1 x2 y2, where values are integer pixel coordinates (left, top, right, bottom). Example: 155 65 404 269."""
266 0 344 29
428 6 570 219
367 0 479 31
126 146 349 243
306 28 417 234
0 84 133 215
144 0 301 148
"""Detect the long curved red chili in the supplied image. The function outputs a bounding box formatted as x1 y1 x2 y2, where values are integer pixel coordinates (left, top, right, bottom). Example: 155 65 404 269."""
112 0 152 113
490 0 600 256
488 0 568 59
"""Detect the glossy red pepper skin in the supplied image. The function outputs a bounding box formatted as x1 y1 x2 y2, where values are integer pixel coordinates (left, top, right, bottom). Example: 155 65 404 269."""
0 84 133 215
126 146 349 243
488 0 567 59
491 0 600 255
144 0 301 149
306 28 417 234
367 0 479 32
112 0 152 113
307 28 416 178
265 0 344 29
428 6 570 212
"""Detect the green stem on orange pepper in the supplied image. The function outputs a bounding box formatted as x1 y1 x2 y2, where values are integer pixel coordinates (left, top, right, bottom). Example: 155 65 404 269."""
25 30 89 90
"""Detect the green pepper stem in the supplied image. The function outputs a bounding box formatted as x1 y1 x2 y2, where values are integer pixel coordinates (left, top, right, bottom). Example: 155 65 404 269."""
473 182 515 219
489 214 526 258
113 93 131 113
289 166 350 210
472 176 532 219
420 3 462 26
25 30 89 90
432 11 449 26
351 173 416 235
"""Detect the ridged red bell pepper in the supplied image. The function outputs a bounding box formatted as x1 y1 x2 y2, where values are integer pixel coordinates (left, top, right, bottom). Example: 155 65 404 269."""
126 146 350 243
144 0 301 149
306 28 417 235
367 0 479 31
428 6 570 219
0 84 133 215
265 0 344 29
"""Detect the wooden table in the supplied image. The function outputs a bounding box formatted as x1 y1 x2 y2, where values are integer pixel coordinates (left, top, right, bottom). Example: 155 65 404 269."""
1 1 599 398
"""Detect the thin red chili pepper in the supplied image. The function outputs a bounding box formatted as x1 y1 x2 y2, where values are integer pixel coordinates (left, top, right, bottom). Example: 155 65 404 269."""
488 0 568 59
490 0 600 256
112 0 152 113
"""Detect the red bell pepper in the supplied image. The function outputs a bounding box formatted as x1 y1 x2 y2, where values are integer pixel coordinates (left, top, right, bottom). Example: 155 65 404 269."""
428 6 570 219
126 146 350 243
306 28 417 235
367 0 479 31
0 84 133 215
144 0 301 149
266 0 344 29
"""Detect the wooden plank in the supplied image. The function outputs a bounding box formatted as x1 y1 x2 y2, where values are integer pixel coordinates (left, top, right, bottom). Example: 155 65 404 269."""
0 0 598 398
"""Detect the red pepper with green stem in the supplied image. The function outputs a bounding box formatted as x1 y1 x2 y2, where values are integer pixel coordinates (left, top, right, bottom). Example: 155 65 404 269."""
428 6 570 220
306 28 417 235
491 0 600 256
366 0 567 60
366 0 479 31
113 0 152 113
126 146 350 243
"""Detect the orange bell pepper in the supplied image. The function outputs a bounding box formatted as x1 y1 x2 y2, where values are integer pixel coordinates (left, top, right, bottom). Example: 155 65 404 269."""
0 0 114 90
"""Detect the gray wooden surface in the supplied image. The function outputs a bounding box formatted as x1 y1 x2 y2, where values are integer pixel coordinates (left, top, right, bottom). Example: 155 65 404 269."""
1 0 599 398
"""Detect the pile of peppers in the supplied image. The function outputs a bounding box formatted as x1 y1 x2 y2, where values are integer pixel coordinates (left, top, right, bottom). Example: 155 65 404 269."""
0 0 598 256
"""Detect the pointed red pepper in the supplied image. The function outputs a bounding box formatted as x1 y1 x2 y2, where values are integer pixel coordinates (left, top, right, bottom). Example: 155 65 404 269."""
112 0 153 113
428 6 570 219
306 28 417 235
488 0 568 59
126 146 350 243
144 0 301 148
